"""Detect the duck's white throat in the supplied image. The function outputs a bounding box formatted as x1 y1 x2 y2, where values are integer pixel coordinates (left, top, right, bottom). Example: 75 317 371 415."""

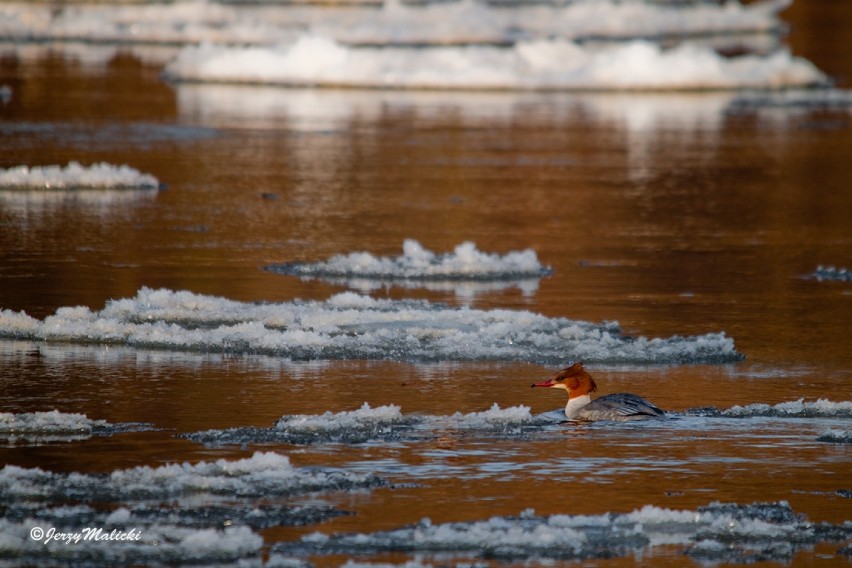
564 394 592 419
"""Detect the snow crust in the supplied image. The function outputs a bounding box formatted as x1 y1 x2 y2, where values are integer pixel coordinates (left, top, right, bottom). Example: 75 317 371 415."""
0 162 159 191
0 287 742 364
164 35 826 91
275 501 852 562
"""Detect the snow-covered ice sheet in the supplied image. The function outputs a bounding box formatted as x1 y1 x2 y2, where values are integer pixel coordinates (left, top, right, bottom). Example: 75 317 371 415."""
0 0 791 47
0 410 149 445
267 239 550 281
273 501 852 562
0 519 264 567
0 451 384 502
163 35 827 91
184 398 852 448
0 287 742 364
183 402 547 446
719 398 852 418
0 162 160 191
0 452 371 565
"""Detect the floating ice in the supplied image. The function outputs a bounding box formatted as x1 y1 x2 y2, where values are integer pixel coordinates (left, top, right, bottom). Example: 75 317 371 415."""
0 287 742 364
274 501 852 562
266 240 551 281
816 429 852 444
183 403 547 447
810 265 852 282
0 519 263 566
2 502 349 530
722 398 852 418
0 0 789 47
0 451 384 502
163 35 826 91
0 410 149 445
0 453 362 565
0 162 160 191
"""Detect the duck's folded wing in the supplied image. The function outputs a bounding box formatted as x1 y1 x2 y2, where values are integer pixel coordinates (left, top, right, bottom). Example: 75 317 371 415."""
582 393 666 419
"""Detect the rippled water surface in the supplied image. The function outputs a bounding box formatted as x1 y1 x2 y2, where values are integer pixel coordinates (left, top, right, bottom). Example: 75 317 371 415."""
2 2 852 566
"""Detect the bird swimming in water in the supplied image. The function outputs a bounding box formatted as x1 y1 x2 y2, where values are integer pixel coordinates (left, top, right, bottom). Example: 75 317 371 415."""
531 362 666 421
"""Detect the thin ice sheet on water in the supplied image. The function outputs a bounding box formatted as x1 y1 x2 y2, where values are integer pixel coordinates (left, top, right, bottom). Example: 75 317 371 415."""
0 287 742 364
183 403 548 446
722 398 852 418
274 501 852 562
0 410 150 445
265 239 551 281
0 451 384 502
0 162 159 191
163 35 826 91
810 265 852 282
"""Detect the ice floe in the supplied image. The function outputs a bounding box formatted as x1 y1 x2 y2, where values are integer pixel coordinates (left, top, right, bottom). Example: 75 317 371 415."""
0 162 160 191
817 429 852 444
274 501 852 562
0 287 742 364
0 451 384 502
0 519 263 567
2 502 349 530
0 410 149 445
721 398 852 419
0 453 367 565
265 240 551 294
164 35 827 91
183 403 546 446
810 265 852 282
0 0 790 47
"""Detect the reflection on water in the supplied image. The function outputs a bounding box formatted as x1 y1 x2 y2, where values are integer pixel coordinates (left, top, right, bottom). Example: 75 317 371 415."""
2 14 852 565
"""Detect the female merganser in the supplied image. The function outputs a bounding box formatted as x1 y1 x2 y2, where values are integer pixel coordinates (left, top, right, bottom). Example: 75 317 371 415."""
531 362 665 421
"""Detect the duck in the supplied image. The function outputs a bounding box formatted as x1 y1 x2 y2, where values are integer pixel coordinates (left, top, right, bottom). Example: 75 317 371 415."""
531 362 666 421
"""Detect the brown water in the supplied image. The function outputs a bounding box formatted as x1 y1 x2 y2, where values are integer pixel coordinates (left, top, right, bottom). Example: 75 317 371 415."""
2 3 852 566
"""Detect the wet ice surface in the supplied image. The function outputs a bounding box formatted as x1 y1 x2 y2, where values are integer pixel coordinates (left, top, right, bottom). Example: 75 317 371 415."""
0 287 742 364
275 501 852 563
0 410 151 446
0 162 160 191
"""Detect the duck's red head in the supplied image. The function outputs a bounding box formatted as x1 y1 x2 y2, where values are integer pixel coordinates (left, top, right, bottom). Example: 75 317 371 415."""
531 362 597 399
